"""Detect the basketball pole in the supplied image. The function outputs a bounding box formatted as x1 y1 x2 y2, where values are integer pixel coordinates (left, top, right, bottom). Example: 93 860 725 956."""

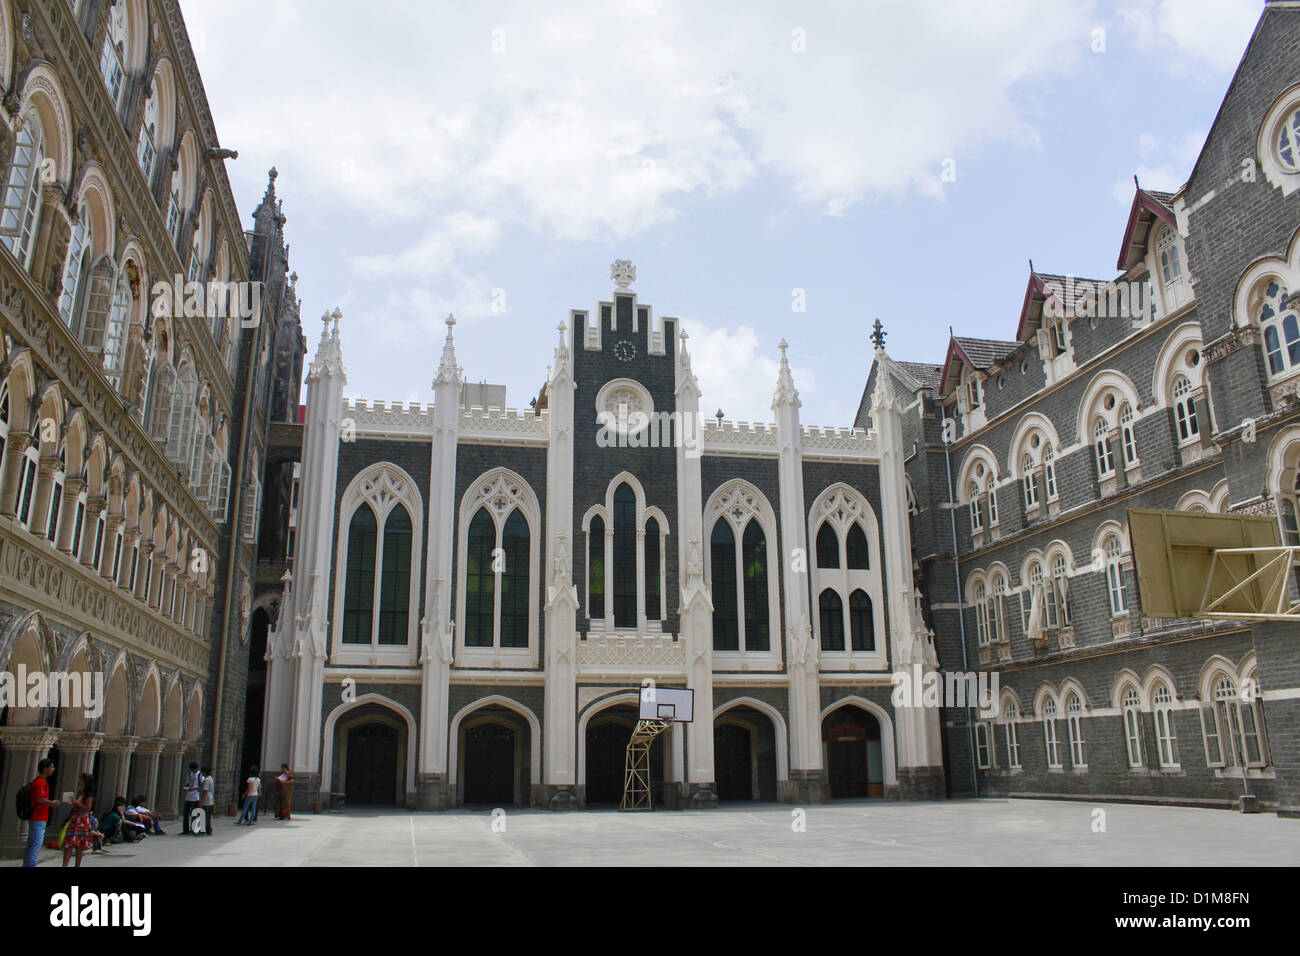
619 719 673 811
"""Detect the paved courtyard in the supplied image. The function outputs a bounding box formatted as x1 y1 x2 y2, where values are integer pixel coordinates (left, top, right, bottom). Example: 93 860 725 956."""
9 799 1300 866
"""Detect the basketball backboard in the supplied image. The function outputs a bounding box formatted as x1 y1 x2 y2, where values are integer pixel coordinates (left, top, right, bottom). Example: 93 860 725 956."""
638 686 694 722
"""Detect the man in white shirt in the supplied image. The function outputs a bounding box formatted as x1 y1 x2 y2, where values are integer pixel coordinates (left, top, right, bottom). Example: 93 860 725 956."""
199 766 215 835
182 762 202 835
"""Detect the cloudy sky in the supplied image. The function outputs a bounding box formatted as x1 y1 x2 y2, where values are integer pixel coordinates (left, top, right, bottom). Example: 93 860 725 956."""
180 0 1263 427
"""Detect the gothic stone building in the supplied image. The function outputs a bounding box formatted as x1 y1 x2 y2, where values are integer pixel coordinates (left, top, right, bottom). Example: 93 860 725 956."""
0 0 304 855
272 264 943 810
868 1 1300 818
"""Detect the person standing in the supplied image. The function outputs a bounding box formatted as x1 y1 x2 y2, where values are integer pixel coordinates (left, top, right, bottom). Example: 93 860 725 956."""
200 766 215 835
236 767 261 825
275 765 294 820
61 773 96 868
22 758 56 867
182 762 202 834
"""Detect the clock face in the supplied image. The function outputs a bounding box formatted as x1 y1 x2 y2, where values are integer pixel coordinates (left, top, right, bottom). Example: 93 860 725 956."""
614 339 636 362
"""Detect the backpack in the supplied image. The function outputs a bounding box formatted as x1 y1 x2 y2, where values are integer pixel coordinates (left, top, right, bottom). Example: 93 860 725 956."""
15 782 34 821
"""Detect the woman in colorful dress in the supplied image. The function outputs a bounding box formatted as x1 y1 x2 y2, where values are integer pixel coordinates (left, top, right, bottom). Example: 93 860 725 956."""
61 772 96 868
275 765 295 820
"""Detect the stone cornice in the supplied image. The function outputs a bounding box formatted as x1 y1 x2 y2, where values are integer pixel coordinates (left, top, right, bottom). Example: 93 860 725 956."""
0 257 218 547
56 731 105 752
134 737 166 755
98 735 140 755
0 521 209 673
0 727 58 749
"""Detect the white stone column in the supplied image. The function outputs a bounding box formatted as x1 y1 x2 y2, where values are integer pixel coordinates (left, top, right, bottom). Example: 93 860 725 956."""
872 343 944 798
418 315 461 809
543 321 580 809
773 340 823 802
675 330 717 806
283 310 346 807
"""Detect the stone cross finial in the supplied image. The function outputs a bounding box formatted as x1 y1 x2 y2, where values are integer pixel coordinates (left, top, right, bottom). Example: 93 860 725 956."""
446 313 456 330
778 338 788 355
611 259 636 290
870 319 885 351
557 320 566 345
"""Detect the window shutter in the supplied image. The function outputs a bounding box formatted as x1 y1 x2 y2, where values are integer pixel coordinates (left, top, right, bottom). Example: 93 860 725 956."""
213 462 231 523
1194 396 1214 449
1200 703 1225 768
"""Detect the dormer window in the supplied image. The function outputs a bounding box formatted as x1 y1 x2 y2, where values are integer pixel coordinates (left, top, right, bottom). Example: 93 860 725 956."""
964 371 981 411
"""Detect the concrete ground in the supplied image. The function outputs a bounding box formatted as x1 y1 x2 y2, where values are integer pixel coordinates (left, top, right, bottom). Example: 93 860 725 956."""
8 799 1299 866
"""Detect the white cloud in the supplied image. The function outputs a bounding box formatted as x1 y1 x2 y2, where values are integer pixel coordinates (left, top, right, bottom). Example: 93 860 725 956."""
1116 0 1260 73
684 321 817 424
353 213 501 277
1112 129 1204 204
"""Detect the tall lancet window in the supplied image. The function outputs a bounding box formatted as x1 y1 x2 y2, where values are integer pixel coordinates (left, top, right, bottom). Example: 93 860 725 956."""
705 481 778 659
809 483 885 667
612 483 637 627
334 464 423 662
456 469 540 664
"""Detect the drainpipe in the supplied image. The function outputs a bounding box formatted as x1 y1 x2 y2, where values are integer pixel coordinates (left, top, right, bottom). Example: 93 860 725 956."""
942 408 978 798
210 289 265 791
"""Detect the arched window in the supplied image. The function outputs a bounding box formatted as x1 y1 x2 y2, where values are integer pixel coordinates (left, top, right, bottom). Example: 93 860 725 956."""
45 447 65 543
0 391 9 500
810 486 883 664
741 519 769 651
80 257 116 354
1122 687 1143 768
148 360 176 446
711 520 738 651
456 470 537 659
1104 534 1127 615
611 483 636 628
1066 693 1086 768
341 504 377 644
378 504 413 644
587 514 605 620
101 273 132 389
167 365 198 472
1094 417 1114 476
1172 375 1198 443
1043 698 1061 768
1280 107 1300 170
188 206 207 282
137 85 159 181
0 111 46 268
848 589 874 651
644 516 661 622
967 481 982 533
1021 454 1037 510
1260 281 1299 378
15 440 38 530
1042 445 1057 500
58 203 92 327
499 509 530 647
166 164 183 241
1119 403 1138 465
990 571 1008 641
985 474 998 525
465 508 495 647
1153 682 1178 768
1003 703 1021 768
973 579 989 647
99 2 129 109
845 524 868 570
818 589 844 652
1050 554 1071 627
1202 672 1269 769
816 522 839 568
1155 225 1187 308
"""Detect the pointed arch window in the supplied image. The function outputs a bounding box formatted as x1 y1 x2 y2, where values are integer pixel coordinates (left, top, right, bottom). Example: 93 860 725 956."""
1153 682 1178 768
58 203 92 328
968 481 983 534
1043 698 1061 768
989 571 1009 641
585 476 668 634
0 111 46 268
810 485 884 666
1122 687 1144 769
1260 281 1300 378
612 483 637 628
1021 454 1038 509
1066 694 1086 768
587 514 605 620
1119 403 1138 465
1003 704 1021 769
1094 417 1114 476
1172 375 1199 443
974 579 989 647
711 520 739 651
456 470 539 662
705 482 777 660
644 517 662 622
335 465 423 660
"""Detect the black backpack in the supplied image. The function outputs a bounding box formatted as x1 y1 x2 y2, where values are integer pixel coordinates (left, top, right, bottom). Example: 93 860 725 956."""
15 782 34 821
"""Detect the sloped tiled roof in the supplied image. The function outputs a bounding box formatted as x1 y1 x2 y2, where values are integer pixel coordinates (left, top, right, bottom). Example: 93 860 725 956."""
897 361 943 391
953 337 1018 371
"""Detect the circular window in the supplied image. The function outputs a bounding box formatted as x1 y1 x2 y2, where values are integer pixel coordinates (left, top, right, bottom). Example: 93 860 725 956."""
595 378 654 437
1189 349 1201 366
975 463 985 479
1031 434 1040 450
1104 393 1116 411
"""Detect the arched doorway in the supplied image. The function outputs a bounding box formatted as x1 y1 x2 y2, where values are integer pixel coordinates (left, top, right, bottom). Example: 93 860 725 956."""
458 703 531 806
823 704 884 799
584 705 664 806
344 723 399 805
713 705 778 801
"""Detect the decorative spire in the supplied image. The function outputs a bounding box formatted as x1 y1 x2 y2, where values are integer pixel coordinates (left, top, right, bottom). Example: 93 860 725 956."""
676 327 700 396
870 319 886 353
611 259 636 291
307 307 346 381
772 337 799 408
434 313 462 389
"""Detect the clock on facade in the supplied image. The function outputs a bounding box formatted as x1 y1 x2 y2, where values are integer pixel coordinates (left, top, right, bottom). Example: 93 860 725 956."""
614 339 636 362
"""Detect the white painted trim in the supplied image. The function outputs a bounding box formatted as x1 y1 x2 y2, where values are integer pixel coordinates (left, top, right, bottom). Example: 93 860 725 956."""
807 483 886 671
704 479 783 669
